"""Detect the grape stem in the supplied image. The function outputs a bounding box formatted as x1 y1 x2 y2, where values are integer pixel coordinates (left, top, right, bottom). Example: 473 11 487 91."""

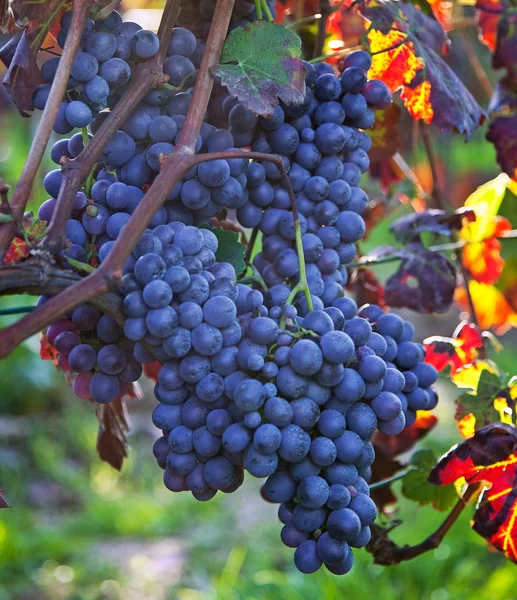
0 0 91 259
313 0 331 59
279 282 304 329
309 45 365 64
368 483 483 565
255 0 263 20
369 467 415 491
81 127 89 148
42 0 183 254
261 0 274 21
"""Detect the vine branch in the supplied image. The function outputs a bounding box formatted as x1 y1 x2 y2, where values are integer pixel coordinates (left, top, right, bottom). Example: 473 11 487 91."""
368 483 482 565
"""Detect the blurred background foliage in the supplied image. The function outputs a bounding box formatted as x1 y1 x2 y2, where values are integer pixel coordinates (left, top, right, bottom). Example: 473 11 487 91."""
0 1 516 599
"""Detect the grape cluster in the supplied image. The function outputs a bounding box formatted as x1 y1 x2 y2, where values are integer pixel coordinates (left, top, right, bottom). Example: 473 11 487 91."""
34 4 441 578
227 52 393 311
151 291 437 574
177 0 276 40
33 10 203 134
41 300 142 403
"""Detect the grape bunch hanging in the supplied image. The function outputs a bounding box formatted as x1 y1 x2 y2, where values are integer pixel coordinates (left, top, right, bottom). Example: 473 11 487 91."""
35 3 438 577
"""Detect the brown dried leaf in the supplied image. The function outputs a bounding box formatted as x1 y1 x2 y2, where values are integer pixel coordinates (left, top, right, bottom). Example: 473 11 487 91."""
96 397 131 471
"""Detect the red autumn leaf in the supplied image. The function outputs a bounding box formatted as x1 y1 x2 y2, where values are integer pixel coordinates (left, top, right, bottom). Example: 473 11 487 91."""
359 1 486 139
40 332 59 364
369 157 405 192
0 490 10 508
144 361 161 382
429 423 517 563
371 413 438 511
3 236 29 265
475 0 504 52
424 321 484 375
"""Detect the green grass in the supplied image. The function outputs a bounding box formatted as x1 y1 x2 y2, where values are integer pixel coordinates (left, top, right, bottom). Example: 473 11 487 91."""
0 374 515 600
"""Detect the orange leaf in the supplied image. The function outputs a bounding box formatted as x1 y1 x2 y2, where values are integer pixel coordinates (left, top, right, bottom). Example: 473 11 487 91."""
462 227 510 285
360 1 485 138
454 281 517 335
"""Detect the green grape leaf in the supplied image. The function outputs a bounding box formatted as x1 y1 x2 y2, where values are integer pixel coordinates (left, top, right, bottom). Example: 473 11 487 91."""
199 224 246 275
212 21 306 117
401 449 457 511
455 369 511 432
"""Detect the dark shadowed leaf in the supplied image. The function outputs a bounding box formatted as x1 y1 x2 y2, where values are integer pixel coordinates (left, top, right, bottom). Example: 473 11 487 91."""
212 21 306 116
390 208 475 243
365 242 457 313
492 10 517 72
361 1 486 139
0 32 23 68
369 103 401 162
429 423 517 563
4 0 71 114
96 397 131 471
401 449 457 511
487 115 517 180
199 223 246 275
3 31 41 115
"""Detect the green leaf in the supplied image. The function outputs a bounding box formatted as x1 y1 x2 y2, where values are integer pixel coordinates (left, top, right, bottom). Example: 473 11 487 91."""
402 449 457 512
455 369 509 429
199 224 246 275
212 21 306 117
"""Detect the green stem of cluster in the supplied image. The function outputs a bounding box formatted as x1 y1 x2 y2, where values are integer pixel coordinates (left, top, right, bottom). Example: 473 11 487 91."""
255 0 263 19
85 165 96 197
279 281 304 329
238 274 268 293
261 0 274 21
369 467 415 491
294 217 313 313
81 127 89 147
